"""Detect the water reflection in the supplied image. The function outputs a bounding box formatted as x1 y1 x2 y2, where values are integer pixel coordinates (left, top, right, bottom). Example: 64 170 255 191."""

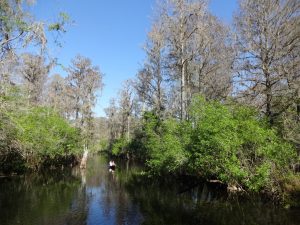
0 169 87 225
0 156 143 225
83 156 143 225
0 155 299 225
126 175 300 225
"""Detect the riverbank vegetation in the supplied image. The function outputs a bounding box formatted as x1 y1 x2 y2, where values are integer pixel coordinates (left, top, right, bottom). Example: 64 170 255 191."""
0 0 103 174
104 0 300 205
1 93 81 173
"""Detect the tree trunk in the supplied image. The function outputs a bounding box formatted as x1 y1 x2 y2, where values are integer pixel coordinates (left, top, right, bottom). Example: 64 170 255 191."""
80 145 88 169
264 66 273 124
297 103 300 122
181 63 186 120
127 114 130 141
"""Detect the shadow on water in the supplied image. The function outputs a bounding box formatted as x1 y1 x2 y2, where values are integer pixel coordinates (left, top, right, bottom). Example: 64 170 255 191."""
0 155 299 225
0 168 87 225
0 155 144 225
125 171 300 225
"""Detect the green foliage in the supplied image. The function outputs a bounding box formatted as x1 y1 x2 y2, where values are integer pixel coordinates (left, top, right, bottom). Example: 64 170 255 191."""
1 92 82 173
0 111 25 173
0 2 75 173
274 105 300 146
133 97 297 192
131 112 189 175
90 139 109 153
11 107 81 168
48 12 71 33
111 137 128 156
126 128 148 160
0 89 26 173
188 96 296 191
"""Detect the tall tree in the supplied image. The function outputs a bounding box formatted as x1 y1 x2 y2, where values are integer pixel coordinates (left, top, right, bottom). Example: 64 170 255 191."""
67 55 104 147
47 74 71 117
119 80 134 141
135 23 166 117
0 0 69 61
160 0 208 119
191 14 234 100
0 0 70 112
0 0 44 60
234 0 300 124
0 54 18 96
152 0 232 119
20 53 51 105
105 98 121 146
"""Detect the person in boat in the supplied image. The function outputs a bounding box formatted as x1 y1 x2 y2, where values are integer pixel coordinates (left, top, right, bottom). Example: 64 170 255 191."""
109 160 116 170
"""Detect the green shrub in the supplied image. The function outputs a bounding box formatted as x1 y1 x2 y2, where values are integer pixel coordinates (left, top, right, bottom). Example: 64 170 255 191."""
135 112 190 175
11 107 81 169
188 96 296 191
111 137 128 156
137 97 297 192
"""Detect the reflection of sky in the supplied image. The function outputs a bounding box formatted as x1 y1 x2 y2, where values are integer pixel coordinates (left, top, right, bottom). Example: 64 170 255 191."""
1 155 300 225
85 170 143 225
87 186 116 225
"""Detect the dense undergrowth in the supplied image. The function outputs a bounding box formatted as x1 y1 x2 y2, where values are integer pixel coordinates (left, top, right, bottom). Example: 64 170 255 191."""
0 89 82 174
111 96 300 205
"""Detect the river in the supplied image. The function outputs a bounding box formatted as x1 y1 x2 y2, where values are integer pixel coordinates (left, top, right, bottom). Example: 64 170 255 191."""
0 155 299 225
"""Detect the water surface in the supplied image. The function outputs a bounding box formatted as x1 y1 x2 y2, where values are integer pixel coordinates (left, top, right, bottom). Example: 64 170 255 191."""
0 155 299 225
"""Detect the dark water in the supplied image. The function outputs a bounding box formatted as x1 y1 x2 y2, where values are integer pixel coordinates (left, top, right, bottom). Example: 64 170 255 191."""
0 155 299 225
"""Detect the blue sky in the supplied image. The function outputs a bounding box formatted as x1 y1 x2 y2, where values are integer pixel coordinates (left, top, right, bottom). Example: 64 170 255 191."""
31 0 237 117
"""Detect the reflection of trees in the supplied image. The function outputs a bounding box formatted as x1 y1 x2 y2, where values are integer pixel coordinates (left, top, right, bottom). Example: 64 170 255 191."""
66 167 89 225
2 155 296 225
93 157 143 225
0 169 88 225
125 176 300 225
